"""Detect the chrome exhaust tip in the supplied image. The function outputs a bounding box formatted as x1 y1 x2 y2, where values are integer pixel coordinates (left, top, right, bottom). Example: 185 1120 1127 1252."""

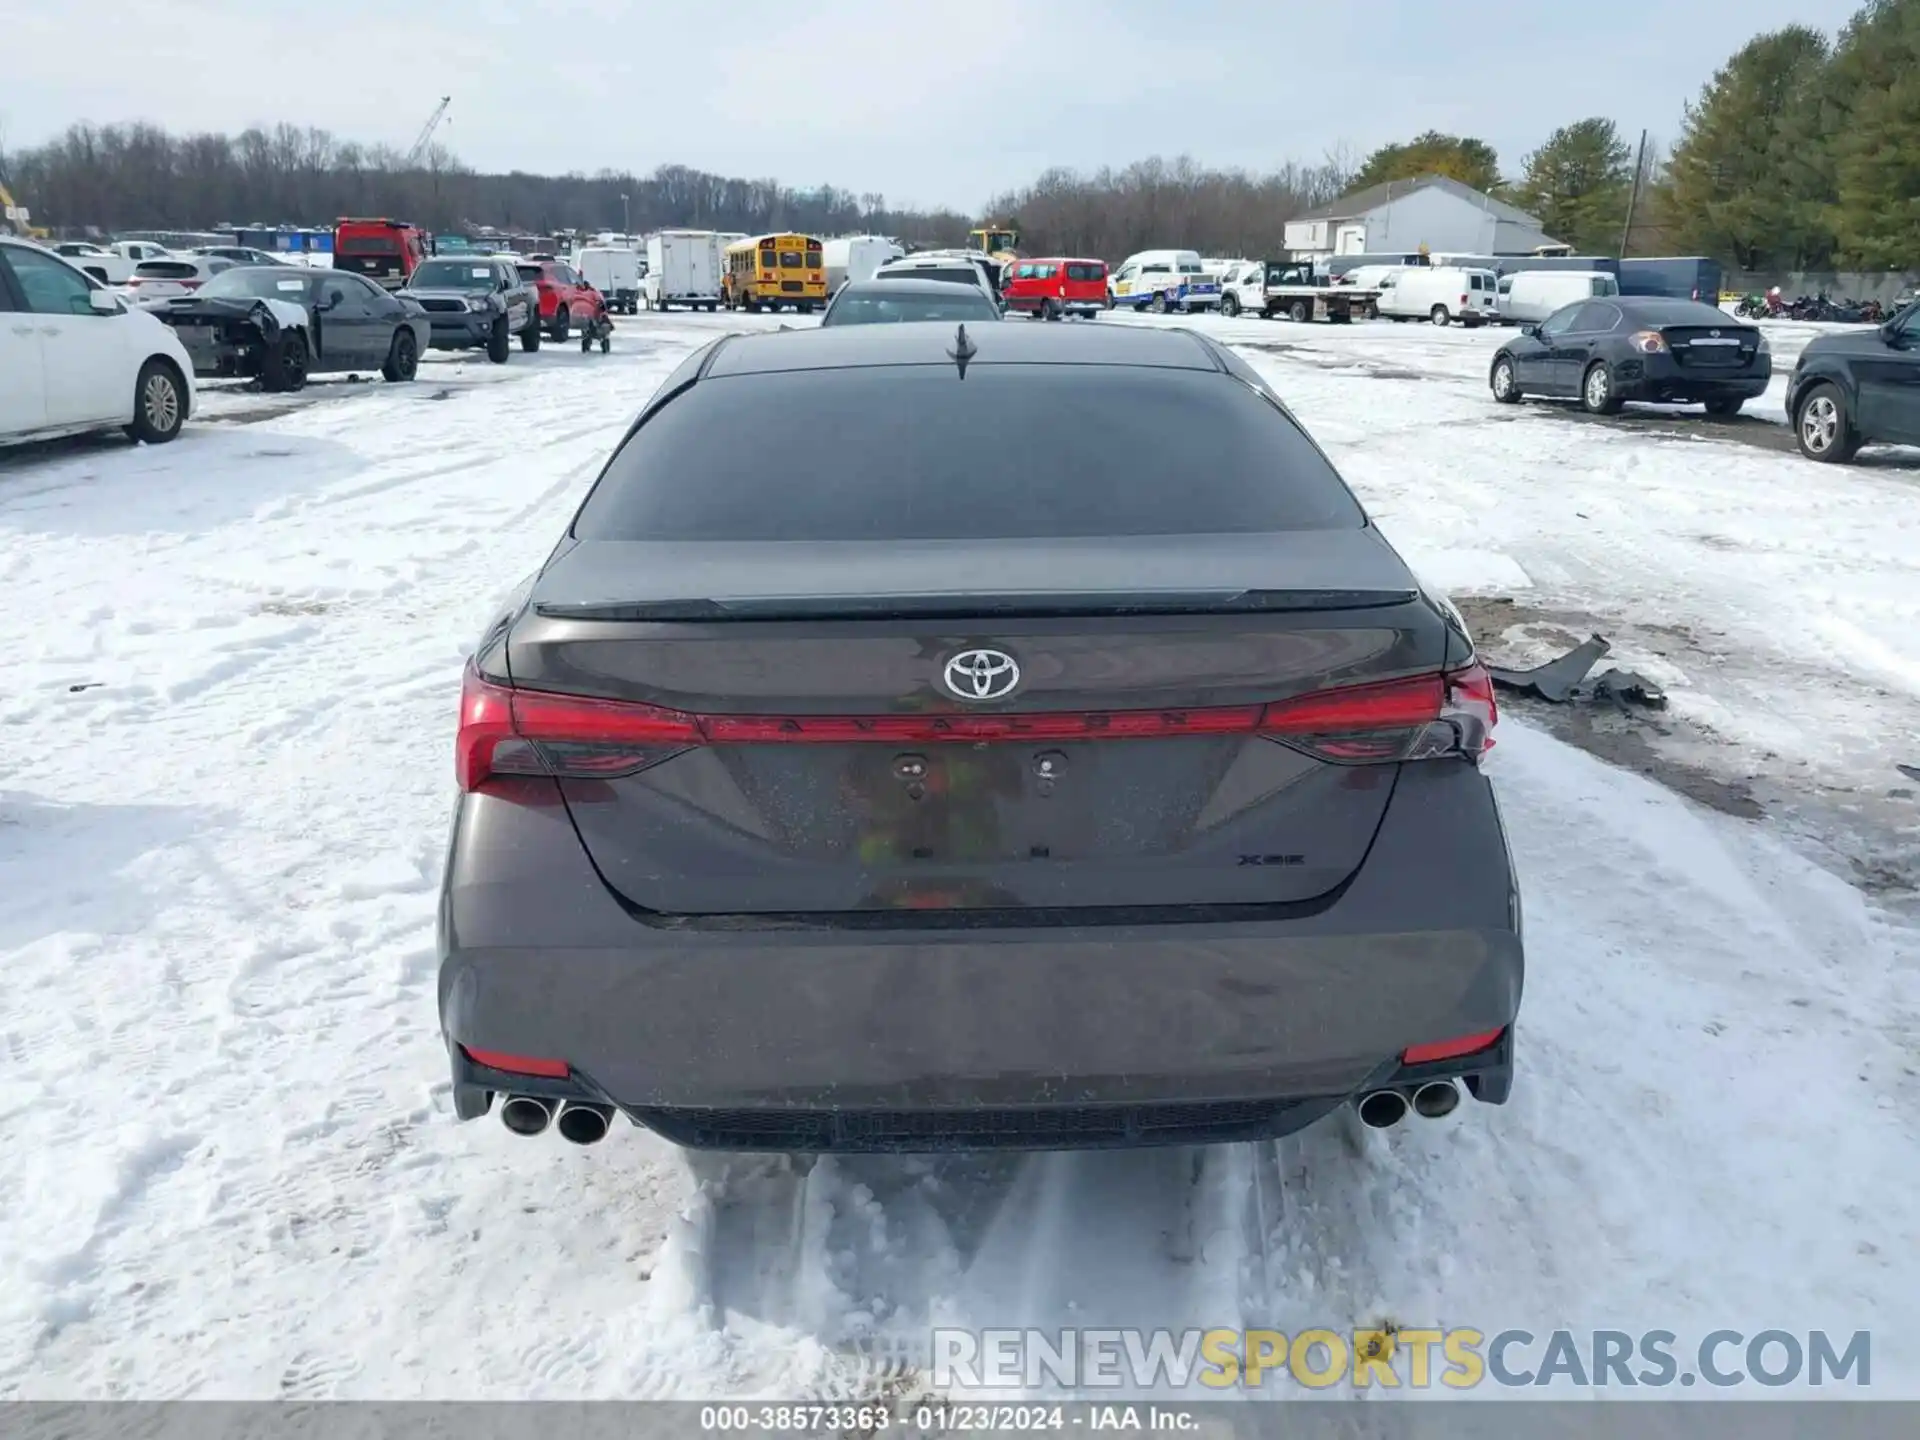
1412 1080 1461 1119
556 1102 615 1146
500 1095 555 1137
1357 1089 1409 1129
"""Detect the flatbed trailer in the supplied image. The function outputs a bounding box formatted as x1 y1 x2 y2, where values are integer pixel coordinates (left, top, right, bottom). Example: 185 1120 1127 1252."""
1259 262 1379 323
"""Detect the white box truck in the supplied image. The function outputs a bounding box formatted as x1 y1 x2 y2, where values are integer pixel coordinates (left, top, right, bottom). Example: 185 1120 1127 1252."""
574 245 643 313
822 235 905 293
643 230 722 312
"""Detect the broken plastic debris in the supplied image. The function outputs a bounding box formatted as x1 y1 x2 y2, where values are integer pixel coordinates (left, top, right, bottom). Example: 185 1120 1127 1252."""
1589 669 1668 710
1486 635 1611 702
1485 636 1666 709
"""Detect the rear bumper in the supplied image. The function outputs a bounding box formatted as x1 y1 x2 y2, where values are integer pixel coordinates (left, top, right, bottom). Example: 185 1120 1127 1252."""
1007 297 1104 313
1615 355 1770 402
437 761 1524 1150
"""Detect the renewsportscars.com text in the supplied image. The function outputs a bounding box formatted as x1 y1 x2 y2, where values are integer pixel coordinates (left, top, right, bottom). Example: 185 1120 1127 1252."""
931 1327 1872 1391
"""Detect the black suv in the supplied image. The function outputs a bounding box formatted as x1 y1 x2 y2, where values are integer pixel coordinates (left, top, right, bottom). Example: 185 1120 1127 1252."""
1788 301 1920 463
396 257 541 363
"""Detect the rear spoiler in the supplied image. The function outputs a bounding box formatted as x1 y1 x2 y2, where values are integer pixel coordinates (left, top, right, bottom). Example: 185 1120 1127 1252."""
534 588 1422 622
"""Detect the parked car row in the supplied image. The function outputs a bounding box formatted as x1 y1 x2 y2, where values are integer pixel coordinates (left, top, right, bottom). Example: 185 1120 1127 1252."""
0 237 637 449
1486 291 1920 464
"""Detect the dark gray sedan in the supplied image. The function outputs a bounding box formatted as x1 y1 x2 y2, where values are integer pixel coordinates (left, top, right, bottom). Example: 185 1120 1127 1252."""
820 277 1003 327
437 321 1524 1154
1489 296 1771 416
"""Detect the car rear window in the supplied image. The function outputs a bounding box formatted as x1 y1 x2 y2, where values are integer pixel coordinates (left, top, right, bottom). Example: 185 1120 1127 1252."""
1626 298 1727 325
135 262 201 279
338 236 399 255
879 267 978 287
574 367 1365 542
1065 262 1104 281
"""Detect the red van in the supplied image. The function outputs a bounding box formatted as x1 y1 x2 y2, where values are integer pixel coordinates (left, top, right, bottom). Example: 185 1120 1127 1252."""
1002 257 1109 319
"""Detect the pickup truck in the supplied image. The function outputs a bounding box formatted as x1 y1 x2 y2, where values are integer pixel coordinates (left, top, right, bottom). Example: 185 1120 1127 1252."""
1260 261 1380 323
53 240 173 286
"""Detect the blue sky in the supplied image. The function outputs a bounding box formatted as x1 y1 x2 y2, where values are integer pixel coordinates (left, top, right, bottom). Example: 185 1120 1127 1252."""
2 0 1870 212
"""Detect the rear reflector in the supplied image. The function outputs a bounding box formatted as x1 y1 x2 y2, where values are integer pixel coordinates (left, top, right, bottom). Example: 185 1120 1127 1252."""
1402 1028 1505 1065
455 660 1499 790
460 1046 569 1078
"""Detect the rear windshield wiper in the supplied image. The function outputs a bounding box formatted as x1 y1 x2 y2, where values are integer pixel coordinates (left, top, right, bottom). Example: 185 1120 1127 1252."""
533 589 1419 622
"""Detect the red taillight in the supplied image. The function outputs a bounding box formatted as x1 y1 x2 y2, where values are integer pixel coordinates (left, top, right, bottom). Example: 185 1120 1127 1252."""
1459 293 1468 306
460 1045 569 1078
1402 1027 1504 1065
454 663 1497 791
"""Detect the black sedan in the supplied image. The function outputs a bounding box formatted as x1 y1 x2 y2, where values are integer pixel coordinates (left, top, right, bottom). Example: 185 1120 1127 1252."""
436 322 1522 1155
150 266 431 391
820 277 1003 327
1489 297 1771 417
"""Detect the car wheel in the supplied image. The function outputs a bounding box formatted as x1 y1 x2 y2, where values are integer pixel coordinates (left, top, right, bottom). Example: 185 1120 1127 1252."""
1431 305 1452 327
1490 355 1521 404
552 307 570 343
125 359 185 444
264 333 308 392
383 328 419 383
1149 292 1168 315
1704 397 1744 417
1287 299 1309 323
1794 382 1860 463
1041 298 1060 321
1363 301 1379 320
520 313 542 352
1221 293 1240 318
1581 361 1620 415
486 317 511 364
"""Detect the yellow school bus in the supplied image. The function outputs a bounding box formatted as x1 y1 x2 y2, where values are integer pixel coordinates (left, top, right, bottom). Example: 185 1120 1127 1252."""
722 233 827 312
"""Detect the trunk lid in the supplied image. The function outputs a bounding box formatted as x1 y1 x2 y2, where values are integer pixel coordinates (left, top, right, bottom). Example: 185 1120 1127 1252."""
506 533 1450 916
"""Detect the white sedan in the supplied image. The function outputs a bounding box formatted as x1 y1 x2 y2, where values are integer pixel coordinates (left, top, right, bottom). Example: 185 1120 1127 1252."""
1 237 197 447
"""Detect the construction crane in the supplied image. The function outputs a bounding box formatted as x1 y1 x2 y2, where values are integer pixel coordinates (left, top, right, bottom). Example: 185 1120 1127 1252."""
405 97 452 167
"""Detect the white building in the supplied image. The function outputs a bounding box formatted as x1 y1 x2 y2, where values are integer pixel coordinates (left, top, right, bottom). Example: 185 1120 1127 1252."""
1284 174 1561 259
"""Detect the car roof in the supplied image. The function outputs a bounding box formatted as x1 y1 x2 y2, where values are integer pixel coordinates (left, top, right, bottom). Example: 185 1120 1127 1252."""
704 321 1225 378
837 278 995 297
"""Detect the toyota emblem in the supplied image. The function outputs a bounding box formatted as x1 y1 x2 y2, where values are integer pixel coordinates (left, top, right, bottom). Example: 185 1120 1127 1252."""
943 648 1021 701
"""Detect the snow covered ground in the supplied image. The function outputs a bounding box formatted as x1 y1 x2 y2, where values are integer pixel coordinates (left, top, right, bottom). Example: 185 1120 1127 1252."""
2 310 1916 1401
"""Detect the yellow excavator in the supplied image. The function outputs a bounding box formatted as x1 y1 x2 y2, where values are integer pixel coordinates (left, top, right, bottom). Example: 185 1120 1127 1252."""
967 221 1020 265
0 175 50 240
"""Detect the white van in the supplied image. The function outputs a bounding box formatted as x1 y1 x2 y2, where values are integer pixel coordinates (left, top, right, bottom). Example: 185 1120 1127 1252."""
1497 269 1620 324
573 246 642 313
1336 264 1405 293
1109 249 1221 313
1376 266 1499 326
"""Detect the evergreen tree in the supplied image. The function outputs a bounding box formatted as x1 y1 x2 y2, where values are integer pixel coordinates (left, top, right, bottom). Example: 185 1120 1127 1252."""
1826 0 1920 267
1513 119 1633 253
1352 131 1503 194
1661 25 1834 269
